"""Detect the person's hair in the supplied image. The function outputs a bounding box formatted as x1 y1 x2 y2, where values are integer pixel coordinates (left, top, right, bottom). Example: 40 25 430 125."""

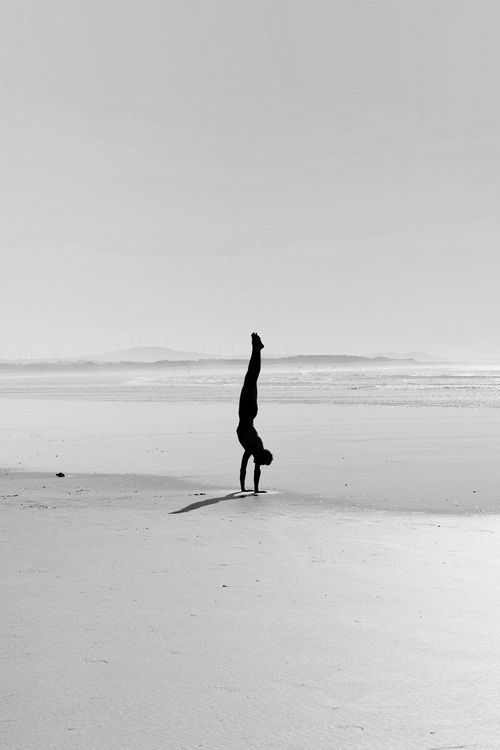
256 448 273 465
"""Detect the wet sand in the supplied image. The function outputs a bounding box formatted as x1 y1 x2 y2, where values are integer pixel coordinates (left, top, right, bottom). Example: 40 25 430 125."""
1 398 500 512
2 471 500 749
2 397 500 747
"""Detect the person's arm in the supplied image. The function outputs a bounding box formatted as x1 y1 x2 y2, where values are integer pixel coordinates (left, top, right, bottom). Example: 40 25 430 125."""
253 463 261 493
240 450 251 491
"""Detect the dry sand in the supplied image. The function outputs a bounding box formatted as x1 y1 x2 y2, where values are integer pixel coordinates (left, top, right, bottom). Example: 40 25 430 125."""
3 470 500 749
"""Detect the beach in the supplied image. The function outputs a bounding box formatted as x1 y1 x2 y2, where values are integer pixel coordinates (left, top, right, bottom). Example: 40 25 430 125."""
2 371 500 748
3 0 500 744
3 471 500 749
1 391 500 512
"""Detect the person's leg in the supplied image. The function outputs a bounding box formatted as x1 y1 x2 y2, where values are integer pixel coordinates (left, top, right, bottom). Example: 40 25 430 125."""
238 333 263 420
244 346 261 384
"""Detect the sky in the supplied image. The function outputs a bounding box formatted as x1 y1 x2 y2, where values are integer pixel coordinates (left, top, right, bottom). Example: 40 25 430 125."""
1 0 499 359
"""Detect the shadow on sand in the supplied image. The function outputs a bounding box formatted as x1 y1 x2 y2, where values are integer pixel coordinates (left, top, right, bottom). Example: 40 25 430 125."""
170 491 256 515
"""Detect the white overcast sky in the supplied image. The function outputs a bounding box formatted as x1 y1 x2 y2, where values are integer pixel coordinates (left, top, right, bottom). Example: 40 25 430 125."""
1 0 499 359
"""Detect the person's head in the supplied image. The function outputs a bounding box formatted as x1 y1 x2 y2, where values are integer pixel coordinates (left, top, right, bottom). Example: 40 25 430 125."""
255 448 273 466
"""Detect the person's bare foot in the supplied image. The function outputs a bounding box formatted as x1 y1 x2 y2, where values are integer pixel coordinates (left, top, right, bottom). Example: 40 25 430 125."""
252 332 264 350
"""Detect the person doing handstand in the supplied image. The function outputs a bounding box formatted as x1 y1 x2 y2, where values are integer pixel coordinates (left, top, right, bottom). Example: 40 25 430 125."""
237 332 273 492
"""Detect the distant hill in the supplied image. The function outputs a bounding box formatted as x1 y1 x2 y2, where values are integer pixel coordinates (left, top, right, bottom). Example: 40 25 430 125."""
270 354 416 365
0 351 418 372
74 351 416 366
0 346 425 367
71 346 214 363
75 348 418 366
372 352 443 363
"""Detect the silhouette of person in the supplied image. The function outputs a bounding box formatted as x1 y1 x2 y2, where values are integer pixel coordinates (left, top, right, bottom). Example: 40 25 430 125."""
237 332 273 492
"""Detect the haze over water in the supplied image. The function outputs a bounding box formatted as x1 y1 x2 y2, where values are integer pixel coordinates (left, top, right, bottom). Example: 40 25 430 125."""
1 362 500 409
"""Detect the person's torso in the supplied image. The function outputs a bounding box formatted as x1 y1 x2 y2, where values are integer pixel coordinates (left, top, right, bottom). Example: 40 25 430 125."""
237 422 263 453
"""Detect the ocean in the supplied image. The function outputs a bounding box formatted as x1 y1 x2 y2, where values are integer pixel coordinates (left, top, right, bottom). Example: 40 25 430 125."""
1 361 500 408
